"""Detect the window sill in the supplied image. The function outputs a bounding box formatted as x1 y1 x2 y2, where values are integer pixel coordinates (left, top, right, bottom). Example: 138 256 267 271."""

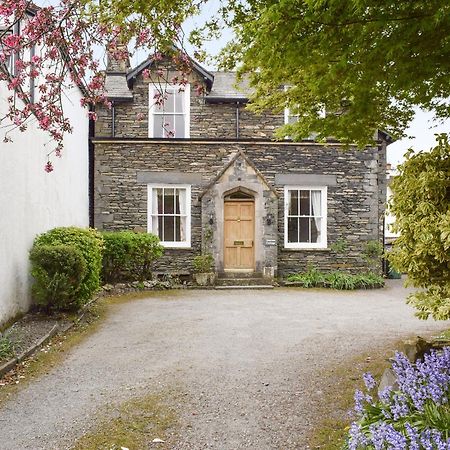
161 246 193 250
282 247 331 252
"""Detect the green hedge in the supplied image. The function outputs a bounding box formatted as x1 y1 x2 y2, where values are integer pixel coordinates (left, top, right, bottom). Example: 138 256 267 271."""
101 231 164 283
29 244 87 311
32 227 104 306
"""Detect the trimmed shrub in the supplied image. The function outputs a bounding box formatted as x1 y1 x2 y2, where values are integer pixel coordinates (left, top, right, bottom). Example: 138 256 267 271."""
29 244 87 311
32 227 104 304
102 231 164 283
192 254 214 273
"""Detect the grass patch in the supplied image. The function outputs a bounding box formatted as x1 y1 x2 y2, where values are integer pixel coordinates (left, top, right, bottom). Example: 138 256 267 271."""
72 392 177 450
0 335 15 360
306 346 395 449
434 328 450 342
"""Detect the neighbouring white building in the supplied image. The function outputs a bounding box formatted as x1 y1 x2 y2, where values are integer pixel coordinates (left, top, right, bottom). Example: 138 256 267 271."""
385 164 400 244
0 8 90 325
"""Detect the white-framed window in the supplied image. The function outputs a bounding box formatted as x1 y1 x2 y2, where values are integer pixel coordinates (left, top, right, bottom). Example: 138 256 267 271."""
284 107 300 125
147 185 191 248
149 84 190 138
284 186 327 249
284 107 326 125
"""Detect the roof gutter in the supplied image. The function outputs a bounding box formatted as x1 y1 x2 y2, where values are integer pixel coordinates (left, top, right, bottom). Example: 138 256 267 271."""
205 97 249 104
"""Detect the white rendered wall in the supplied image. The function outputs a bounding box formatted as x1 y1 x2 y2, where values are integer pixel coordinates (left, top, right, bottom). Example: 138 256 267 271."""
385 170 400 241
0 83 89 325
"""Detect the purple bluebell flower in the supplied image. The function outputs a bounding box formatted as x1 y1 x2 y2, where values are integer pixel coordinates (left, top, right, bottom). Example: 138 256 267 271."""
345 347 450 450
363 372 377 390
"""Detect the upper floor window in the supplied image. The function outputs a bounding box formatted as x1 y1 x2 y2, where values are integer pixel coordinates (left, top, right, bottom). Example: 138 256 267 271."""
149 84 190 138
284 186 327 249
284 108 300 125
284 107 326 125
147 185 191 248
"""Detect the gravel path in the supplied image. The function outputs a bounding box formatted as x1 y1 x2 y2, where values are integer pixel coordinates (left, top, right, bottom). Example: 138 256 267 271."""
0 281 449 449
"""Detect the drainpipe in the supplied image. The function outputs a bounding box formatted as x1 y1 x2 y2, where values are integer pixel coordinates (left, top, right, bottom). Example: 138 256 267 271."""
236 101 240 139
111 101 116 137
88 105 95 228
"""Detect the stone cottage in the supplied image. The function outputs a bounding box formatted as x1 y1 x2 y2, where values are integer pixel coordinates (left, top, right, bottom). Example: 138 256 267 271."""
92 54 390 281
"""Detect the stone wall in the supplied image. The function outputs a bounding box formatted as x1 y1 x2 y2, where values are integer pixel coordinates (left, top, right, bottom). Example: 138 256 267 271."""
93 139 386 276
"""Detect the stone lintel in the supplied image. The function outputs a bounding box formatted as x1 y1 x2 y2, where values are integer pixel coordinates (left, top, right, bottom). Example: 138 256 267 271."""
137 171 203 184
274 173 337 186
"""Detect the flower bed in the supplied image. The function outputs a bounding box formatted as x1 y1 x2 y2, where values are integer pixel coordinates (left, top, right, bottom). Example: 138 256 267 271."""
346 348 450 449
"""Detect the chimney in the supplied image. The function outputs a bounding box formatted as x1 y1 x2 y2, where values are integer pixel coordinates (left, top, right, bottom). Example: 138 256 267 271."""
106 46 130 74
104 43 133 101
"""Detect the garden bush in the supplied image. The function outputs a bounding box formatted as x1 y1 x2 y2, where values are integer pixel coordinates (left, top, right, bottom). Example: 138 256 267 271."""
345 348 450 449
192 254 214 273
101 231 164 283
32 227 104 305
286 267 384 289
29 244 87 311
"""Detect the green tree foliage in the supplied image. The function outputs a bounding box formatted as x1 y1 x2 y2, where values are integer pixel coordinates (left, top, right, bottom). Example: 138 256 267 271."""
388 134 450 320
213 0 450 146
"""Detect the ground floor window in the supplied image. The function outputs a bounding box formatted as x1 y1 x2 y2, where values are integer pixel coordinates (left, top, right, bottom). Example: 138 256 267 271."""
284 186 327 249
147 185 191 248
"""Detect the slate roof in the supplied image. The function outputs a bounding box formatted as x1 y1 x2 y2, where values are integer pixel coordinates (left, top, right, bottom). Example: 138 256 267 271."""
104 73 133 101
206 72 252 103
126 55 214 92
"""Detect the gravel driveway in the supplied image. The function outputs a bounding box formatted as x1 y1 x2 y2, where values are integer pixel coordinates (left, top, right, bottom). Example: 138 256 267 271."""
0 281 448 449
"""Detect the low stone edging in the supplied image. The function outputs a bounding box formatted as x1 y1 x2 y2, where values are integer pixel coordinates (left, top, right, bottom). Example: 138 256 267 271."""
0 324 59 378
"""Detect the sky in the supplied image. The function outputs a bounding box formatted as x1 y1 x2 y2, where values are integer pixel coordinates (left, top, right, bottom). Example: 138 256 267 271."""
34 0 450 167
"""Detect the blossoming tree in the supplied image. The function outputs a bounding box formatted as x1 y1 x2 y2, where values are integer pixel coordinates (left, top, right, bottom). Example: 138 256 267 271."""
0 0 201 170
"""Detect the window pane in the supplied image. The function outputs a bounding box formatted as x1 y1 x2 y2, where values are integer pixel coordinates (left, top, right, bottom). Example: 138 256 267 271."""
163 90 175 113
153 115 164 138
287 217 298 243
174 115 185 138
174 90 184 113
175 216 181 241
152 188 162 214
164 216 175 241
158 216 164 240
157 189 163 214
163 188 175 214
311 218 321 243
180 216 186 241
288 190 298 215
311 190 322 217
154 97 165 113
300 190 310 216
288 115 299 125
162 115 175 138
299 217 310 242
174 189 180 214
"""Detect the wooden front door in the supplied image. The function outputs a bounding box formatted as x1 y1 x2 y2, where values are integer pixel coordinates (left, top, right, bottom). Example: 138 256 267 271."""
224 201 255 270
